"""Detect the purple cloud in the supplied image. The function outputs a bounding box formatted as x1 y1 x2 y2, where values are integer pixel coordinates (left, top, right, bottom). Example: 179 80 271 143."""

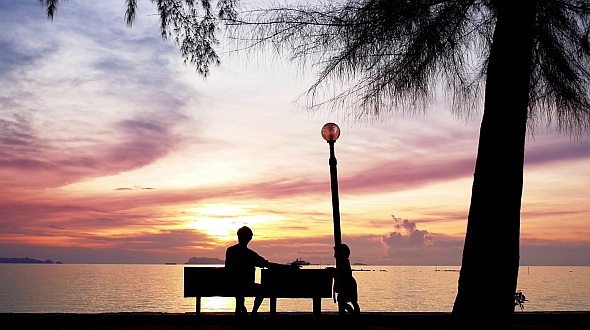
380 215 464 265
0 113 190 189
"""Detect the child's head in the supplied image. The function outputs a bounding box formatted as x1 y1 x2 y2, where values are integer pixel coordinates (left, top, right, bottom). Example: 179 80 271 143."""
335 243 351 258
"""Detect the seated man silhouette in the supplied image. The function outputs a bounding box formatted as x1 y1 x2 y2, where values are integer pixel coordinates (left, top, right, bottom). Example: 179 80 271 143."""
225 226 294 318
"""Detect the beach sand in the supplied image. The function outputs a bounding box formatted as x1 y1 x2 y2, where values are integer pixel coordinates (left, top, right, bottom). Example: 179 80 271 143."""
2 311 589 329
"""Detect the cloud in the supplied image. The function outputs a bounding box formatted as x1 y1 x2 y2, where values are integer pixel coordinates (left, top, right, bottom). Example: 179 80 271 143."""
0 27 199 184
525 136 590 166
382 215 434 248
8 229 247 264
0 0 202 191
341 156 475 195
520 239 590 266
0 2 58 76
0 112 189 189
380 215 464 265
115 186 155 191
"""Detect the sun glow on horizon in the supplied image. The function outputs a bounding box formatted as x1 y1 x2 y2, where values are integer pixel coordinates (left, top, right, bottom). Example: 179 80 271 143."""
187 203 286 240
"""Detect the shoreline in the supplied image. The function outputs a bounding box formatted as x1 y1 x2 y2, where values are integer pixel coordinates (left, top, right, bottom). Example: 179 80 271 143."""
2 311 589 329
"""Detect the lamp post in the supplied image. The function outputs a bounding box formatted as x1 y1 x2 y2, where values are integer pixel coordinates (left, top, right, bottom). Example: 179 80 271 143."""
321 122 342 248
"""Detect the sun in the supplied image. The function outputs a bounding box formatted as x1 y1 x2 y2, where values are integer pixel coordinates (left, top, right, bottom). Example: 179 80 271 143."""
191 218 237 240
188 203 268 241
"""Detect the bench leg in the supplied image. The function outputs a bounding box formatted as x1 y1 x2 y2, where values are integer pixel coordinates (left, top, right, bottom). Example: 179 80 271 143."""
269 297 277 316
196 297 201 316
312 297 321 321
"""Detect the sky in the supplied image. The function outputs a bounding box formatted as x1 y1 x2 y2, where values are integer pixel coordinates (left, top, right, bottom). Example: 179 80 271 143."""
1 1 589 266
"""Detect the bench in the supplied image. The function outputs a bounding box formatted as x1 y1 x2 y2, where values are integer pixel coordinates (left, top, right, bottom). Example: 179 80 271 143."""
183 266 333 318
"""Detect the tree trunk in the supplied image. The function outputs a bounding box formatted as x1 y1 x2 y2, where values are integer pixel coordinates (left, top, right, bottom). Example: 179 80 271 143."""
451 2 537 327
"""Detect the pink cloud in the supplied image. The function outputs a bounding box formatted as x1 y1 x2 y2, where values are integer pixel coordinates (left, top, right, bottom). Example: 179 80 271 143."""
0 114 190 189
380 215 464 265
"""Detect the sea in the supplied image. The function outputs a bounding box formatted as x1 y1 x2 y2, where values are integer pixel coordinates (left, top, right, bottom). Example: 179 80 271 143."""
0 264 588 314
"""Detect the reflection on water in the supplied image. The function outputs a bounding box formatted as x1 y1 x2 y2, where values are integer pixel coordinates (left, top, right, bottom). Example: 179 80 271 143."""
0 264 588 313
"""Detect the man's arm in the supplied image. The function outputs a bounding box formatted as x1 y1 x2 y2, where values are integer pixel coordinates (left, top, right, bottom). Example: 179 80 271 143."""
252 250 298 269
266 261 300 269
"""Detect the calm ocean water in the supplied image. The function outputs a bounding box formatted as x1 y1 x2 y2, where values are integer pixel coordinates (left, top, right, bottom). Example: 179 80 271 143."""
0 264 588 313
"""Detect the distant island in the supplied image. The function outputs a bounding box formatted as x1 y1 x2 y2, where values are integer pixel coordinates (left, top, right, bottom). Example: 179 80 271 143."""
0 257 62 264
184 257 224 264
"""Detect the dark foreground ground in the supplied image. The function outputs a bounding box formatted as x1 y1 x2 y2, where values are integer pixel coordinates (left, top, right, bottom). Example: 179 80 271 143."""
2 311 589 329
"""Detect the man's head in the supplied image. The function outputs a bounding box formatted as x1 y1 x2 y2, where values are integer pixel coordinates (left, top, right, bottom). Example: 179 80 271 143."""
237 226 253 244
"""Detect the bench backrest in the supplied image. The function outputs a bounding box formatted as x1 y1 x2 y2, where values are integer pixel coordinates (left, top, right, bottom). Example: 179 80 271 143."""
184 267 235 297
261 268 333 298
184 266 333 298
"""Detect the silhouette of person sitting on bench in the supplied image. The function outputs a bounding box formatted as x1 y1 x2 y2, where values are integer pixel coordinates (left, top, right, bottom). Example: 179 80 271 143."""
225 226 294 319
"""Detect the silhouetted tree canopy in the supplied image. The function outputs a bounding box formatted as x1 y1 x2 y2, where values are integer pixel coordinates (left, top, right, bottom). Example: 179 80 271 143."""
41 0 590 134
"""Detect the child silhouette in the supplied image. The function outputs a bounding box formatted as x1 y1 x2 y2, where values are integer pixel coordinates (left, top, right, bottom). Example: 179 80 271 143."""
332 243 360 316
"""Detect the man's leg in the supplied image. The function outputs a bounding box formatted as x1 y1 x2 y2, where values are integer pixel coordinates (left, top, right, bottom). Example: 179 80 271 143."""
252 296 263 314
337 299 347 316
251 283 263 316
235 297 247 318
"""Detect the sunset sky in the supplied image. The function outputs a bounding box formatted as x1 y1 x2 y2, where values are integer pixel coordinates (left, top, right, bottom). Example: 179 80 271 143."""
1 1 589 266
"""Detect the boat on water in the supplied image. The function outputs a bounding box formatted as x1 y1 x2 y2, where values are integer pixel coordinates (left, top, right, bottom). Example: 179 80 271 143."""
290 258 311 266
